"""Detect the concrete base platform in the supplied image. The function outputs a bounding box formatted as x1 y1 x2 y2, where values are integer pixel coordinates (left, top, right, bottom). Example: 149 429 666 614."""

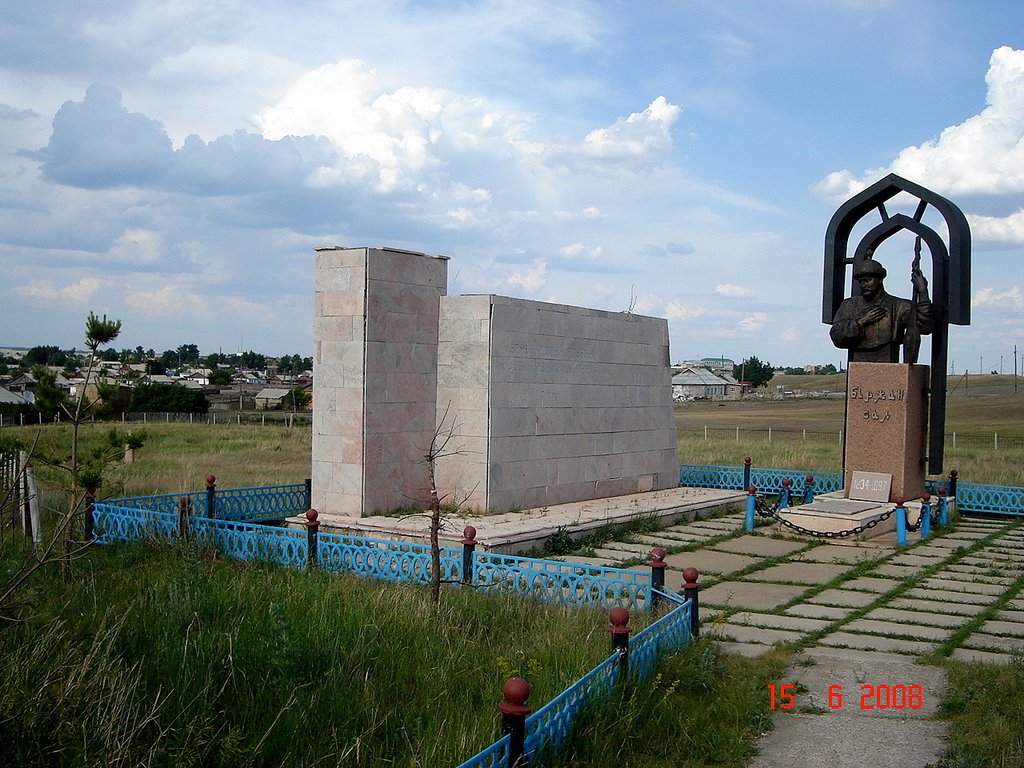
289 486 746 554
774 492 935 541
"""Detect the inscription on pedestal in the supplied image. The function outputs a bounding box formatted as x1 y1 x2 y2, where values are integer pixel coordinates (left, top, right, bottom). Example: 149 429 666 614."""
844 363 927 502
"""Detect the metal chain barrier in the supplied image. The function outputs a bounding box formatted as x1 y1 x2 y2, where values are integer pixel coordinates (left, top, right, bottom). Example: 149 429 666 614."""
753 495 897 539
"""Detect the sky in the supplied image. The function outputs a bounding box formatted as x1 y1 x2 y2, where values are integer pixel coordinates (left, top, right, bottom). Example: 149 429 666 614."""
1 1 1023 372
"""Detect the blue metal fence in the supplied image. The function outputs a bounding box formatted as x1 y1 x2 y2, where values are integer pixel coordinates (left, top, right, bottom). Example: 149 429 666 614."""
460 592 693 768
318 532 462 584
680 463 1023 516
473 551 649 613
932 480 1024 517
101 483 309 522
92 503 655 613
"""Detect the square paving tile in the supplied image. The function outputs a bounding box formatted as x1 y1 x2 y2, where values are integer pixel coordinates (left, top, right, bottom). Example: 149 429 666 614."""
729 611 831 632
863 607 967 628
841 618 951 641
746 562 850 585
887 597 987 616
817 631 935 655
711 535 810 558
842 576 902 593
978 620 1024 637
997 609 1024 623
791 544 886 564
871 563 923 579
785 603 850 621
699 580 809 610
806 588 877 608
904 588 995 605
632 533 703 548
962 632 1024 652
706 622 803 645
663 549 759 576
888 554 945 567
920 577 1008 596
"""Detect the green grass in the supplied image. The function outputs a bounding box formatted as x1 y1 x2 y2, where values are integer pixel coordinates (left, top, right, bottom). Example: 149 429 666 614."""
676 376 1024 486
549 641 790 767
0 540 618 767
936 657 1024 768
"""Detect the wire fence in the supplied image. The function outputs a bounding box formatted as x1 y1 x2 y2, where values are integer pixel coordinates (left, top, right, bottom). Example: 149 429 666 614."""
0 411 313 428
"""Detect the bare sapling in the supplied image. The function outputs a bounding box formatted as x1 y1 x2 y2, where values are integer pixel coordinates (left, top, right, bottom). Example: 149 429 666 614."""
423 403 473 607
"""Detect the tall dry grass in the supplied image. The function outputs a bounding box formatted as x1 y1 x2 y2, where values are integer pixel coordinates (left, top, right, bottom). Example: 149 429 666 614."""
0 540 616 767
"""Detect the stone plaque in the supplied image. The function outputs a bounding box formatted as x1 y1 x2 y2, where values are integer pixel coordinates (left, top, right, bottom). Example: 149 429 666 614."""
849 471 892 502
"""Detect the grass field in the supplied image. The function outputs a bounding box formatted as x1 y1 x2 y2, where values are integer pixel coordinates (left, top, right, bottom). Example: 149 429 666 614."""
3 372 1020 505
0 541 619 767
676 373 1024 486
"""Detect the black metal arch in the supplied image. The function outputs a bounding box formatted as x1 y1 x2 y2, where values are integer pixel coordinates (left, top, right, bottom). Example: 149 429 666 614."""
822 173 970 325
822 173 972 475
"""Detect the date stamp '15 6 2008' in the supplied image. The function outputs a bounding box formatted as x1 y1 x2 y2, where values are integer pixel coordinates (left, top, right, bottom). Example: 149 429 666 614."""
768 683 924 711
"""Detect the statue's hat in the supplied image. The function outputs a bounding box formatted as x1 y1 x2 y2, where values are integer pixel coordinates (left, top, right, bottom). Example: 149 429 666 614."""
853 259 887 279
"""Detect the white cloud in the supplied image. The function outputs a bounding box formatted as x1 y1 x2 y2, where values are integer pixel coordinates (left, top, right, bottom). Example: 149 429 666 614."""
968 209 1024 244
664 301 705 320
973 286 1024 311
255 59 492 193
782 328 799 342
632 294 661 314
108 228 162 264
125 284 207 317
582 97 680 160
715 283 752 298
14 277 101 303
813 47 1024 206
559 242 603 259
506 259 547 293
738 312 767 332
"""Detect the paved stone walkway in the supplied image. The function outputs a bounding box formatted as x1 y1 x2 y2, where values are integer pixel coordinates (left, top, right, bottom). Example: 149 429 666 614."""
558 511 1024 767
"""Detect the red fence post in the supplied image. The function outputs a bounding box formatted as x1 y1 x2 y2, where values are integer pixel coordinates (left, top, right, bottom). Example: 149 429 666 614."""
499 677 532 768
206 474 217 519
306 509 320 568
649 547 666 612
610 606 631 675
683 567 700 638
461 525 477 585
178 496 191 539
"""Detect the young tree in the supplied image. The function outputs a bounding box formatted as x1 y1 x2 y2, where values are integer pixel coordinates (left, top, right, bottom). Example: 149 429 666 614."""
57 313 122 573
209 368 233 387
733 356 774 388
285 386 310 412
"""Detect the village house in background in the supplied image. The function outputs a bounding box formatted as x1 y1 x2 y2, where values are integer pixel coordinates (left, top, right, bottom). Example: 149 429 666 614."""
0 345 313 423
671 366 744 401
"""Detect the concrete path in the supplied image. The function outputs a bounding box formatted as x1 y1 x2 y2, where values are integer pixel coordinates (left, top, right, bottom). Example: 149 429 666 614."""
303 486 746 554
604 512 1023 768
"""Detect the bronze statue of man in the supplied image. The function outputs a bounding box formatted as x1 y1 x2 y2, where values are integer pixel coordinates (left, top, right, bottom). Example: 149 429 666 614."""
829 257 934 363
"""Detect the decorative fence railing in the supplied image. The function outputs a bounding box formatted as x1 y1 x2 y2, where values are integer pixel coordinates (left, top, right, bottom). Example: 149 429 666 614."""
936 481 1024 517
679 463 1024 517
679 463 844 496
101 482 310 522
91 503 655 613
